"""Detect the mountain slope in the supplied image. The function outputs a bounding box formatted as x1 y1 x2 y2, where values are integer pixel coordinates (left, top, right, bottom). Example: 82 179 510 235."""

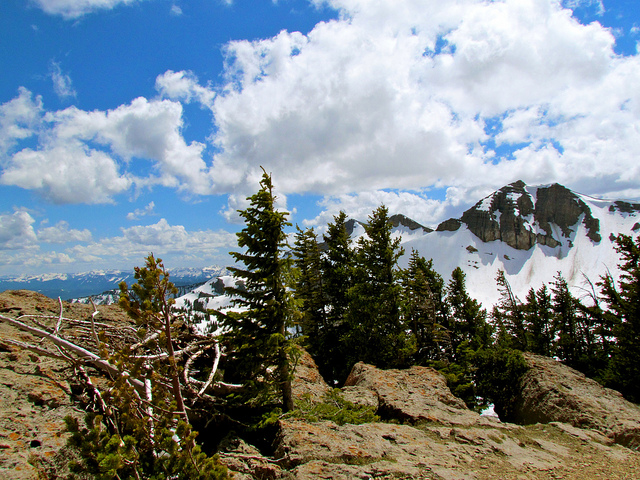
401 181 640 307
174 181 639 313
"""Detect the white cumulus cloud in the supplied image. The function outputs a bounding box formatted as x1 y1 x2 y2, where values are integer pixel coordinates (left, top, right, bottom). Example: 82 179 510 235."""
37 221 92 243
31 0 142 19
69 219 237 266
0 88 42 157
0 93 210 203
0 211 38 250
206 0 640 203
155 70 216 110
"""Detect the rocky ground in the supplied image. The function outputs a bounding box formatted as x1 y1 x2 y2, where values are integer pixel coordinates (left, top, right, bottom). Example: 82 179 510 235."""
2 290 640 479
0 290 131 479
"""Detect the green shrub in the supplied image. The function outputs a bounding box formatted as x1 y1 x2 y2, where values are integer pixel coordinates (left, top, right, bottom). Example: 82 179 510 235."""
474 347 529 422
286 389 379 426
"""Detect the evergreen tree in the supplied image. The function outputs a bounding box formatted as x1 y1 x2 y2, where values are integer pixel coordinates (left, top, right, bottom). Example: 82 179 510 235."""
599 234 640 402
220 169 295 411
346 206 406 371
399 250 443 364
445 267 490 357
292 226 327 367
434 267 490 409
551 273 581 368
576 275 616 378
523 285 554 356
322 211 354 327
421 257 450 351
493 270 527 350
320 211 355 384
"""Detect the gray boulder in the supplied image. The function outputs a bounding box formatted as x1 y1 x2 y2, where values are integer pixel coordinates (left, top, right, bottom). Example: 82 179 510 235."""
343 362 495 427
513 353 640 448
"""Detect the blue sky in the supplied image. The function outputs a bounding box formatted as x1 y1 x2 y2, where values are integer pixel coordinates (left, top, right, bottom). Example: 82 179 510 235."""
1 0 639 276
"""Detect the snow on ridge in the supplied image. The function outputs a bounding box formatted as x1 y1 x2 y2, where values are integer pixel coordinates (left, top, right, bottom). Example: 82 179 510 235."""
399 192 638 309
475 195 493 212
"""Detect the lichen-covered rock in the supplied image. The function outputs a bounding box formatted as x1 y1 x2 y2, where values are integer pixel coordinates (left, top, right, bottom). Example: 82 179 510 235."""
343 362 489 426
338 385 379 410
514 353 640 448
218 436 291 479
273 419 602 479
0 290 131 479
291 348 331 406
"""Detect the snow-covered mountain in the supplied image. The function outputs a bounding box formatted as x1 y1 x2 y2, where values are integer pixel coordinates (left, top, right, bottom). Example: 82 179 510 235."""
174 181 640 315
173 276 247 334
0 266 229 301
3 181 637 312
399 181 640 307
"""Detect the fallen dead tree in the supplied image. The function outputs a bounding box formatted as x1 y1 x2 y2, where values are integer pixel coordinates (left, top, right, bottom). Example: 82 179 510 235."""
0 255 232 479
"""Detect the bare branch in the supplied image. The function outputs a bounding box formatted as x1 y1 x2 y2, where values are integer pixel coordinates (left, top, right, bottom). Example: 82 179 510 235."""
54 297 64 335
0 314 145 392
130 332 160 352
2 338 69 362
89 297 100 348
199 342 221 397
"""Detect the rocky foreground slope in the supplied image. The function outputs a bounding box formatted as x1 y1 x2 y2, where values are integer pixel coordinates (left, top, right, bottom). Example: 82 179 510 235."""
2 290 640 479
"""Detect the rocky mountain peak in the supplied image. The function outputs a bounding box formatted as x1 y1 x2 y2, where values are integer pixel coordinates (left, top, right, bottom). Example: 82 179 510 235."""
436 180 603 251
388 214 433 233
534 183 601 245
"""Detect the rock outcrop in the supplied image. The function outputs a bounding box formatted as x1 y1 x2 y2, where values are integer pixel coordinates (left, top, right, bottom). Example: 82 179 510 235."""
3 290 640 479
269 359 640 479
389 214 433 233
513 353 640 449
343 362 493 427
0 290 131 479
436 181 603 250
291 348 331 405
460 180 538 250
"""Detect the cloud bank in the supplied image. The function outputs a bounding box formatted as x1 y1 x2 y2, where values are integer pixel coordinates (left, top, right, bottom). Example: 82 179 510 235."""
4 0 640 228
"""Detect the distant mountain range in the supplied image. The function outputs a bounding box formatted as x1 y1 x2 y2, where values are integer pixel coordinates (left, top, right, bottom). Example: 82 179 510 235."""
0 266 229 301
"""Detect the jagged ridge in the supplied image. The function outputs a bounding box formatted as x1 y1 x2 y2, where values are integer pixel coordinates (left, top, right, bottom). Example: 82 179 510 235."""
436 181 607 251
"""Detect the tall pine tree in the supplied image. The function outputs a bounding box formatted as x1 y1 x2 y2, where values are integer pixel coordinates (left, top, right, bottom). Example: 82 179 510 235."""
346 206 406 371
220 169 294 411
399 250 444 364
292 226 327 369
493 270 527 350
320 211 356 384
600 234 640 402
523 285 554 356
551 272 582 368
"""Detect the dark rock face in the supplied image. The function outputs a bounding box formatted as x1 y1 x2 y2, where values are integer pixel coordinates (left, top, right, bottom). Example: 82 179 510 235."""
513 353 640 449
440 181 603 250
435 218 462 232
534 183 601 244
344 218 361 237
460 180 538 250
388 214 433 233
609 200 640 214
